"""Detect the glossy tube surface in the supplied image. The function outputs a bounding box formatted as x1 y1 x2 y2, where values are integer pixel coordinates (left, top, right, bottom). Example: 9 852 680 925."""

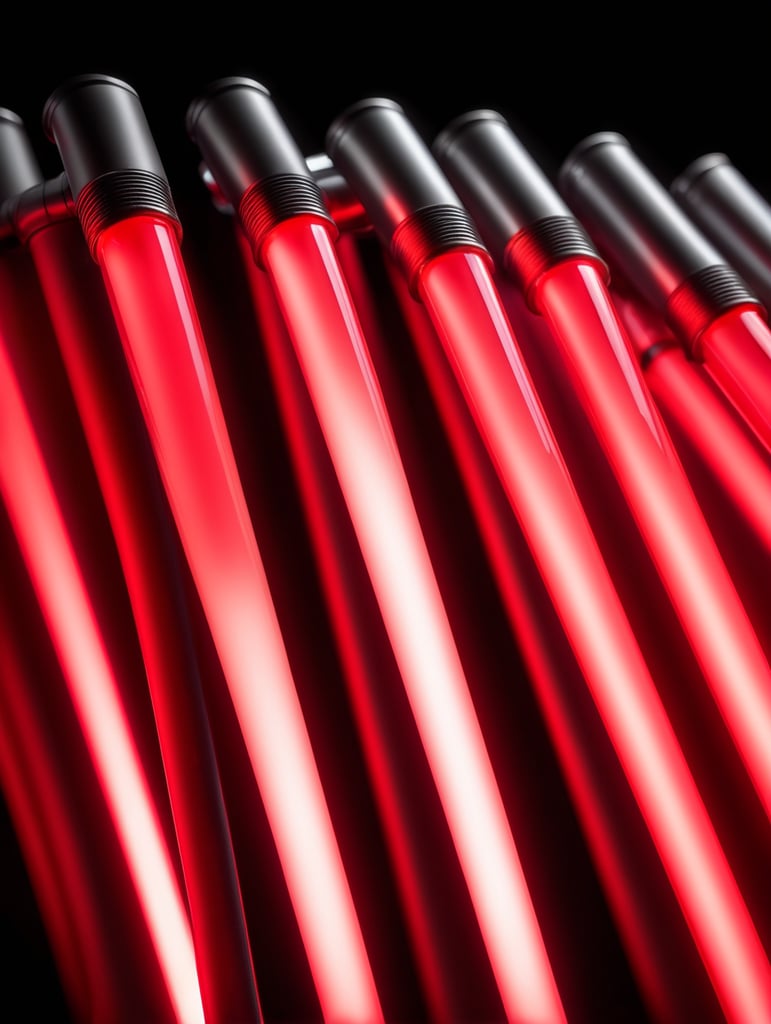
237 230 473 1021
417 249 771 1024
534 261 771 823
94 213 382 1024
614 289 771 555
27 219 261 1024
0 319 204 1024
699 308 771 455
0 548 187 1023
388 257 725 1022
260 214 567 1024
0 583 92 1020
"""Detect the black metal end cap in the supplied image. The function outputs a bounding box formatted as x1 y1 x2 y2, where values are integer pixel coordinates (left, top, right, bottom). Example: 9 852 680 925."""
0 108 44 204
671 152 732 200
43 74 179 259
433 109 604 303
434 109 574 256
325 97 406 157
185 76 314 210
43 74 169 200
559 131 631 183
670 152 771 314
325 97 490 293
185 76 271 138
433 108 507 153
325 96 471 249
557 130 734 317
187 76 334 267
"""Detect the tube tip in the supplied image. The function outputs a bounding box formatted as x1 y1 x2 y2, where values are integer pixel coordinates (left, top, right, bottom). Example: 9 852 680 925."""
185 76 271 138
671 152 731 199
325 97 404 158
0 108 24 127
559 131 630 188
432 109 508 161
43 74 138 141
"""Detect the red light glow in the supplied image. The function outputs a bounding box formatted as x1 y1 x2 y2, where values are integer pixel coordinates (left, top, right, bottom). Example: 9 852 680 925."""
417 250 771 1024
534 262 771 824
699 307 771 456
0 328 204 1024
26 220 262 1024
612 288 771 555
387 258 702 1020
259 215 567 1024
93 214 382 1024
0 614 88 1019
236 229 462 1020
650 346 771 546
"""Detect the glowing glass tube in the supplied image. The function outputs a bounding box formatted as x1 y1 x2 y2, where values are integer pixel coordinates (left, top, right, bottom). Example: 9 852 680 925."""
188 77 567 1024
44 73 382 1024
326 98 771 1024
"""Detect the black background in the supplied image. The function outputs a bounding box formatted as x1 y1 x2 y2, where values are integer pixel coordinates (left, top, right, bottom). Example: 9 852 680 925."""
1 13 770 1023
1 14 771 214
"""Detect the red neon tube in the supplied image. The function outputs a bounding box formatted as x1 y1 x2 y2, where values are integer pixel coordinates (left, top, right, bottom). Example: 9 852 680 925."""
436 111 771 824
697 307 771 455
0 529 193 1024
188 78 567 1024
671 153 771 453
235 229 485 1023
325 98 771 1024
383 254 728 1022
434 111 771 827
423 247 771 1024
0 287 204 1024
0 561 91 1020
44 74 383 1024
612 287 771 557
540 265 771 806
558 132 771 455
27 218 262 1024
0 686 87 1020
0 109 262 1024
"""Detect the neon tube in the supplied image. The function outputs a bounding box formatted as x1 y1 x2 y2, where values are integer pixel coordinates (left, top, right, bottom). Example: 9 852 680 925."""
416 253 771 1024
382 254 725 1023
0 532 191 1024
612 287 771 557
0 563 91 1020
28 218 262 1024
235 228 485 1022
438 113 771 825
325 97 771 1024
0 106 262 1024
0 289 204 1024
0 683 86 1020
535 264 771 808
44 73 382 1024
188 77 566 1024
349 227 729 1021
559 133 771 453
697 308 771 455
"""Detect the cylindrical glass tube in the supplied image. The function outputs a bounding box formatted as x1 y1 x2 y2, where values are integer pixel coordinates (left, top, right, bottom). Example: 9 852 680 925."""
94 213 384 1024
259 214 568 1024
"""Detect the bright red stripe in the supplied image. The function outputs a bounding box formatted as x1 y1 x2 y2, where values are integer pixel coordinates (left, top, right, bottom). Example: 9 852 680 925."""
418 250 771 1024
535 262 771 826
700 307 771 456
260 216 568 1024
94 214 383 1024
0 321 204 1024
